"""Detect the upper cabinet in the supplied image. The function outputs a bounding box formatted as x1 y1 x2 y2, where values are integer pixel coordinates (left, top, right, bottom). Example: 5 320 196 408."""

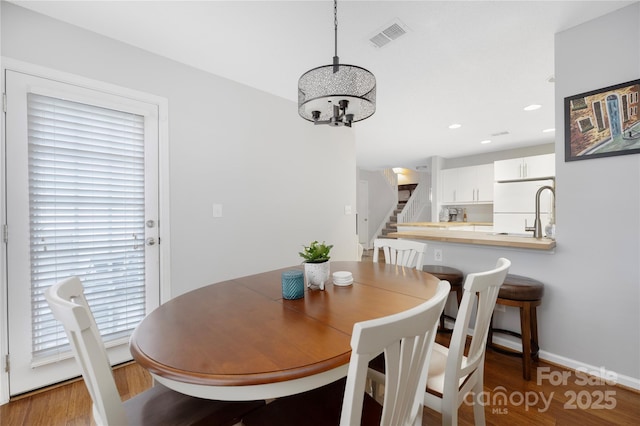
474 164 495 202
494 153 555 181
440 163 494 204
440 168 459 203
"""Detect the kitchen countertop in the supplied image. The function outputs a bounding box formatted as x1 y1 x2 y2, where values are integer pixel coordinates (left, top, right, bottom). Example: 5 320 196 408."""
398 222 493 227
387 229 555 251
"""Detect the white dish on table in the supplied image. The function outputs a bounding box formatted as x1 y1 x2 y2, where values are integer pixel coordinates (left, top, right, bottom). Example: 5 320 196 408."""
333 271 353 286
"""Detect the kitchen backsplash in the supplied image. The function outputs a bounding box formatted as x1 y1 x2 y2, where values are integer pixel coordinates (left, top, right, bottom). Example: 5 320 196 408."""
440 204 493 223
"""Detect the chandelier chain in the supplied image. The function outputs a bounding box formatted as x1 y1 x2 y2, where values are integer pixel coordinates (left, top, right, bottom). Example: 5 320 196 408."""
334 0 338 58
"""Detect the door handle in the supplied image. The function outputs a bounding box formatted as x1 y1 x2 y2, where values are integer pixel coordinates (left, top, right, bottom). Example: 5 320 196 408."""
145 237 156 246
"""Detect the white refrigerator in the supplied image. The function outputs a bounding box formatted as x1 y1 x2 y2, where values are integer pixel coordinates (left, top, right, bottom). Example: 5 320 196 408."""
492 179 554 234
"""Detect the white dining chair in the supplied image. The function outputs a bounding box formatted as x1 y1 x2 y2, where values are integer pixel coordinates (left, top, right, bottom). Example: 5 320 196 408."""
242 280 451 426
372 238 427 269
44 276 264 426
423 257 511 425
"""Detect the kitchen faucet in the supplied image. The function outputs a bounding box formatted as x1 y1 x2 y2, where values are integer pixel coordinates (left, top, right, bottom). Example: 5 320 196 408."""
525 185 555 238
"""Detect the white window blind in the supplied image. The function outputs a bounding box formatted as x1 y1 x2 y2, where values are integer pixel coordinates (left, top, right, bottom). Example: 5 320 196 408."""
28 93 147 361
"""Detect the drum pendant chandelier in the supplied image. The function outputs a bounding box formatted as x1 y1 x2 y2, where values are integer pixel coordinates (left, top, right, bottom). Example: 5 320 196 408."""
298 0 376 127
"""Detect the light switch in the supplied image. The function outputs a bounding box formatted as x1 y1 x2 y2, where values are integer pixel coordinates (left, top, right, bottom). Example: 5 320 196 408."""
344 205 352 215
212 203 223 218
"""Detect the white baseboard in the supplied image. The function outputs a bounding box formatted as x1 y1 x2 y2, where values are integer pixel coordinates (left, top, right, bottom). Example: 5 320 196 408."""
490 334 640 391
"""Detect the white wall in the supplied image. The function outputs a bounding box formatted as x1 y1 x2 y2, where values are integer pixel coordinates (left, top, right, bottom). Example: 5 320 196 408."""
1 2 358 399
554 2 639 385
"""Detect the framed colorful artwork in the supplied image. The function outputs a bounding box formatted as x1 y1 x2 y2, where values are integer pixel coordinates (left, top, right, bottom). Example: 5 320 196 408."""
564 79 640 161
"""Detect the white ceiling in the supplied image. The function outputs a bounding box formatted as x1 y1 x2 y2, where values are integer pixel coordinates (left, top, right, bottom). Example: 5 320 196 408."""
10 0 634 170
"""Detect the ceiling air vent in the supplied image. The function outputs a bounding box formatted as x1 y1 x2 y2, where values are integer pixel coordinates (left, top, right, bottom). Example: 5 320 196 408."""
370 33 392 48
369 19 409 49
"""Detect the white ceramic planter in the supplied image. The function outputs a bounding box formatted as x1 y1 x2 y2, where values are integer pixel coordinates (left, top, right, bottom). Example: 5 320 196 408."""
304 261 330 290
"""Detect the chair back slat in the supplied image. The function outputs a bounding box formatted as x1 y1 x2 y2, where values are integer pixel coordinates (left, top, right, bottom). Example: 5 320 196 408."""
340 281 450 426
373 239 427 269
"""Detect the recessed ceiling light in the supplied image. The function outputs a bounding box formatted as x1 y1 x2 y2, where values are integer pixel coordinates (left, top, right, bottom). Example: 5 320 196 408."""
543 128 555 133
448 123 462 129
480 140 492 144
524 104 542 111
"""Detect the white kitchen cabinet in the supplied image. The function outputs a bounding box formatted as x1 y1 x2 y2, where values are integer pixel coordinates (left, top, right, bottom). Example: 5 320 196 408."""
494 153 555 181
440 168 458 203
440 164 494 204
474 163 494 202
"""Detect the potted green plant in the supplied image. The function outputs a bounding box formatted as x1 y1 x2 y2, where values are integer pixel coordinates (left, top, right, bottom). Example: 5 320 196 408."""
299 241 333 290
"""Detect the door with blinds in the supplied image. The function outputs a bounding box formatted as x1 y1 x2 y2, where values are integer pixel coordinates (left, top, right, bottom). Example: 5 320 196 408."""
5 70 160 395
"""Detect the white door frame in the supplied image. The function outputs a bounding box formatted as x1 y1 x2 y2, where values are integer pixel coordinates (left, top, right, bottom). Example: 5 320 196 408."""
0 58 171 403
357 180 369 249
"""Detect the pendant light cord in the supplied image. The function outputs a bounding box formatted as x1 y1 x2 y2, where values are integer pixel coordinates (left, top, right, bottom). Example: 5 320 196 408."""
334 0 338 58
333 0 339 72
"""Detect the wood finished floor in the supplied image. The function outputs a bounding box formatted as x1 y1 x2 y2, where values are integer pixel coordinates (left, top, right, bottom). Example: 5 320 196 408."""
1 336 638 425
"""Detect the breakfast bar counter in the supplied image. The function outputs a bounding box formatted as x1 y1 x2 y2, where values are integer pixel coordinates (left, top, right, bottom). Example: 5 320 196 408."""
387 229 555 251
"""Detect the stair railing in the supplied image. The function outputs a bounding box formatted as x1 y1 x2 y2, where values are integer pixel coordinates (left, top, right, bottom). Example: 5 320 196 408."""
397 183 427 224
382 168 398 190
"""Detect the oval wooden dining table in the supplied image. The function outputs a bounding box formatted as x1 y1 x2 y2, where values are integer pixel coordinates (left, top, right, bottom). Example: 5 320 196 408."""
130 260 440 401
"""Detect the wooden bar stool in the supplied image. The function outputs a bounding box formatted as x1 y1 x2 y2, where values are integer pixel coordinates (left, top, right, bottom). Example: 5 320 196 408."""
422 265 464 333
488 274 544 380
